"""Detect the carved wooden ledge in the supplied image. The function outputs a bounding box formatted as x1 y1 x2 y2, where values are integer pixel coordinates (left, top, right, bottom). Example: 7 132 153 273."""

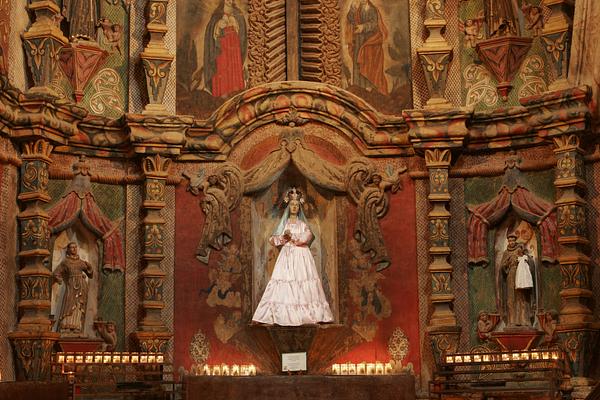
0 72 595 158
183 81 411 160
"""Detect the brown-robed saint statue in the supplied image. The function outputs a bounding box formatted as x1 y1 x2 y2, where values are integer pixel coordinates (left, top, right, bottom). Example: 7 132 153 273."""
53 242 94 335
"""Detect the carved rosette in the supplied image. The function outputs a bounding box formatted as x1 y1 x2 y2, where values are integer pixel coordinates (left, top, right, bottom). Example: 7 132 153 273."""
416 0 453 108
9 139 59 381
540 0 574 90
140 0 174 115
424 149 456 327
133 154 172 350
22 1 68 94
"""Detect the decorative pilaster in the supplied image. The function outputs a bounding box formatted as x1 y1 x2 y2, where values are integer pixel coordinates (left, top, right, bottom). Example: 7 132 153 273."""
131 154 172 353
404 108 471 363
552 134 600 377
541 0 574 90
140 0 174 115
552 134 591 325
416 0 453 108
8 139 59 380
425 148 455 327
22 0 68 95
523 86 599 378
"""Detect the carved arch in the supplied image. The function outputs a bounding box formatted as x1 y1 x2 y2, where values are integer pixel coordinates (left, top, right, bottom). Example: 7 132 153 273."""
183 81 410 160
188 130 406 270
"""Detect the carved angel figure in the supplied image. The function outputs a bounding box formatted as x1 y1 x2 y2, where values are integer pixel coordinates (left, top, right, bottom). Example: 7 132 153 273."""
97 18 123 54
187 164 242 264
347 160 406 271
521 2 544 37
459 11 485 48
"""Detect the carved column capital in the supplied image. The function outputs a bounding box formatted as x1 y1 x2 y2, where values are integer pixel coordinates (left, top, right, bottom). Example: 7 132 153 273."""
427 325 461 365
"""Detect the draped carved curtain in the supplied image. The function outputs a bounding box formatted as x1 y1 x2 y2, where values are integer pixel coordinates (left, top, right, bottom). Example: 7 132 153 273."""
48 191 125 272
467 185 558 265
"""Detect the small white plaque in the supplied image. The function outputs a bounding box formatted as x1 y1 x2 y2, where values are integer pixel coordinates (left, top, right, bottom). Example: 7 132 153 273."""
281 352 307 372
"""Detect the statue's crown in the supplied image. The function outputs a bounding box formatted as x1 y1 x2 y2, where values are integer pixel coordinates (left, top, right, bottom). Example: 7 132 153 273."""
284 187 304 204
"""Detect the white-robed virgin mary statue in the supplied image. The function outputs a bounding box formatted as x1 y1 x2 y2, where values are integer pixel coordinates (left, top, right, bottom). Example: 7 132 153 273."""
252 188 334 326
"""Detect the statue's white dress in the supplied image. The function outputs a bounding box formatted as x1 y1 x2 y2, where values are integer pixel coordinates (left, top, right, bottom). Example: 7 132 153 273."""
252 219 333 325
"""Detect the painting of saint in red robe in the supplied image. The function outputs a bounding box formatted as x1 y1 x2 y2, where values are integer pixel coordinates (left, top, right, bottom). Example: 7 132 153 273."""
346 0 388 95
204 0 247 98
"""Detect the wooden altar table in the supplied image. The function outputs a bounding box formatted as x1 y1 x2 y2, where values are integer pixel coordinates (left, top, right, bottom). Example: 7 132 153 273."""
183 374 416 400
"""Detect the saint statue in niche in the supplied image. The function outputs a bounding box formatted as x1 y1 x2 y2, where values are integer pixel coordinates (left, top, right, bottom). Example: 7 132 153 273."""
497 232 536 328
204 0 247 98
345 0 388 95
62 0 100 41
252 188 333 326
53 242 94 335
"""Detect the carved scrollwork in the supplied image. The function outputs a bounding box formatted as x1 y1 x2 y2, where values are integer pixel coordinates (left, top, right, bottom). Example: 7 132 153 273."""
247 0 269 86
347 160 407 271
188 163 243 264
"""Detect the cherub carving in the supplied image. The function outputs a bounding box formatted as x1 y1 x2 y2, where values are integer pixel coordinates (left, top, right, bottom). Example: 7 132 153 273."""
521 1 544 37
94 319 117 351
347 160 406 271
97 18 123 54
476 310 499 340
459 10 485 48
185 164 243 264
538 309 558 344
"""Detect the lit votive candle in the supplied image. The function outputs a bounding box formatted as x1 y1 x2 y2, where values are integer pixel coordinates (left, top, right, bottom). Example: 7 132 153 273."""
482 354 490 362
375 362 384 375
340 363 348 375
542 352 550 360
531 352 539 360
122 354 130 363
131 354 139 363
212 365 221 376
357 362 366 375
348 363 357 375
94 353 103 363
520 352 529 360
331 364 340 375
148 355 156 364
202 364 211 375
113 355 121 364
232 364 240 376
57 354 65 363
512 353 520 361
85 354 93 363
366 363 375 375
248 365 256 376
473 355 481 363
140 355 148 363
445 356 453 364
384 362 393 375
222 364 230 376
551 351 559 360
501 354 509 361
463 355 472 363
455 356 463 363
157 355 164 363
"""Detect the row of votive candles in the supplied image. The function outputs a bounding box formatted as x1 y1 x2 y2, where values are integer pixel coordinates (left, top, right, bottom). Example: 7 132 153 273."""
56 352 164 365
330 362 394 375
198 364 257 376
445 350 561 364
